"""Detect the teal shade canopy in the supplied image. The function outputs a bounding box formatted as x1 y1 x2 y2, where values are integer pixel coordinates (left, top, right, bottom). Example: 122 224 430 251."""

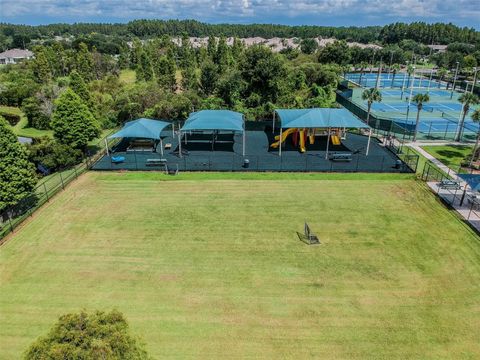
181 110 244 132
108 118 172 140
275 108 370 129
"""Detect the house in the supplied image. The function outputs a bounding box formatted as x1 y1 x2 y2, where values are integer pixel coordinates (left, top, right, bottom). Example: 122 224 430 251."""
427 44 448 53
0 49 34 64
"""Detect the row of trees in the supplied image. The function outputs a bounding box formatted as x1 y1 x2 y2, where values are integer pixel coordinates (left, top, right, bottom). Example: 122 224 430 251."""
1 20 478 50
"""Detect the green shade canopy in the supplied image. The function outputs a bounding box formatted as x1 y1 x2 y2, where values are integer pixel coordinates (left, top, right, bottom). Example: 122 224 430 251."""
108 118 171 140
275 108 370 129
181 110 244 132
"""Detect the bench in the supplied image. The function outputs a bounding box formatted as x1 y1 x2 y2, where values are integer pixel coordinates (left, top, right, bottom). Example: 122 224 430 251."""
438 180 461 190
146 158 167 166
329 152 352 162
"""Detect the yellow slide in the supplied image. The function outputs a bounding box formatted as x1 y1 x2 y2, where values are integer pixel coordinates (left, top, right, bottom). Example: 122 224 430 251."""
270 128 297 148
331 135 341 145
299 129 306 153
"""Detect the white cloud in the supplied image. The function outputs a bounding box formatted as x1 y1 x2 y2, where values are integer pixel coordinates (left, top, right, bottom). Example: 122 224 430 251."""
1 0 479 24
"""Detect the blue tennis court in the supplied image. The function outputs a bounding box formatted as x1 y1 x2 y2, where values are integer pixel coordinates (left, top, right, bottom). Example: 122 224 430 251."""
381 89 455 98
393 119 479 135
345 73 446 89
369 101 465 113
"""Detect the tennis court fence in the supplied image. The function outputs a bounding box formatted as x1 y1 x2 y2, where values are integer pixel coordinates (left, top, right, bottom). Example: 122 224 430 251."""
336 90 477 142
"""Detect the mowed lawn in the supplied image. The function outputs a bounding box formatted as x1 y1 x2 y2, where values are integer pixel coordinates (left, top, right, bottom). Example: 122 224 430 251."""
1 172 480 359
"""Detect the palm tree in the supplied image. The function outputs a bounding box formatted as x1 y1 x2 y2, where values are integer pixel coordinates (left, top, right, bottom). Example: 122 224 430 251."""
411 93 430 142
362 88 382 126
469 109 480 167
437 68 448 88
401 64 415 100
390 64 400 87
455 93 480 142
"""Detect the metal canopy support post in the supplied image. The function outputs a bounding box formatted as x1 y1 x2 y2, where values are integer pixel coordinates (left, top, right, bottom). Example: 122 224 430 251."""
242 128 246 157
160 138 164 156
325 127 331 160
366 128 372 156
272 111 276 133
178 131 182 158
279 128 283 157
104 138 109 156
172 123 175 137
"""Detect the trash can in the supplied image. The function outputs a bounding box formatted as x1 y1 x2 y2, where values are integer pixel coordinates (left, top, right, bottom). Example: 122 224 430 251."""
243 159 250 169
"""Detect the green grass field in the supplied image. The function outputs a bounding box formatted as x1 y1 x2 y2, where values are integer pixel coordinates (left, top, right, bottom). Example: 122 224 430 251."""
422 145 473 171
1 172 480 359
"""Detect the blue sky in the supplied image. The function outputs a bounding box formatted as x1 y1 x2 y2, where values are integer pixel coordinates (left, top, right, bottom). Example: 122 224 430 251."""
1 0 479 29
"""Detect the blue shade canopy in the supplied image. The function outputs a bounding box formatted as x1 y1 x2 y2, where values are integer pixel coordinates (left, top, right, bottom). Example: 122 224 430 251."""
181 110 244 132
108 118 171 140
458 174 480 191
275 108 369 129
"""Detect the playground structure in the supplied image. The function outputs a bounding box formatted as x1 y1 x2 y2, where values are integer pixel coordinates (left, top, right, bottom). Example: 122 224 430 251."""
270 127 343 152
272 108 371 157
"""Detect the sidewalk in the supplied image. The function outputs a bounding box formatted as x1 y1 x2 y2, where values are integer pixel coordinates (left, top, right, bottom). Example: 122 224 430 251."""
406 142 480 233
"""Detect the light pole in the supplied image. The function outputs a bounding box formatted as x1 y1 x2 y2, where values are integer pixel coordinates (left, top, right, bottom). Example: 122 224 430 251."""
401 61 409 100
471 67 478 94
370 51 375 74
450 61 460 99
406 66 416 121
427 68 434 93
388 51 394 79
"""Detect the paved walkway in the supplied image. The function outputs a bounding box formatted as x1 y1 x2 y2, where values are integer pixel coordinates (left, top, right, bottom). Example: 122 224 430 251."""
405 142 480 233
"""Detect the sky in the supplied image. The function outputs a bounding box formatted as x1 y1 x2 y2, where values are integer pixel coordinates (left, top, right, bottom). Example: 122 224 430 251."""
0 0 479 29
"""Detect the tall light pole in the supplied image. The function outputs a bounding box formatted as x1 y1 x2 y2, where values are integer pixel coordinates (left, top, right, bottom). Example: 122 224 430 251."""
370 51 375 74
450 61 460 99
471 67 478 94
406 65 416 121
427 68 434 93
388 51 394 79
401 61 409 100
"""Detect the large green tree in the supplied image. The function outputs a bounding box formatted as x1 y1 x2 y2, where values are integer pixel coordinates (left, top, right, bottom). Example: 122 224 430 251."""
75 42 95 81
318 41 351 65
361 88 382 126
0 117 37 212
69 70 94 108
239 45 287 103
200 60 219 96
50 88 100 150
24 310 149 360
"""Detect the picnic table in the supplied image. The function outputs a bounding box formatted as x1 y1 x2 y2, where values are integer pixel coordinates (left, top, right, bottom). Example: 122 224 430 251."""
438 179 461 190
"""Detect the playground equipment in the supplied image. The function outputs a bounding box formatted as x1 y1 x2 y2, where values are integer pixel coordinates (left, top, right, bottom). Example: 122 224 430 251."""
271 128 344 152
270 128 298 148
331 134 341 145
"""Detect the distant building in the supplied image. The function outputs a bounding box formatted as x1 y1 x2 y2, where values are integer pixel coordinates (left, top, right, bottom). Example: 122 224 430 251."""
427 45 448 53
0 49 34 64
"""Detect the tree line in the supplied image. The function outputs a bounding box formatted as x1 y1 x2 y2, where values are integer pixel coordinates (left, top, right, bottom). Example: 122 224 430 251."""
0 20 478 53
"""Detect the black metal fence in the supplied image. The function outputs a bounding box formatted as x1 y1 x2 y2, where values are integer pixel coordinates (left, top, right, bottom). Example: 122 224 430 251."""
0 132 117 243
336 90 477 142
94 151 413 173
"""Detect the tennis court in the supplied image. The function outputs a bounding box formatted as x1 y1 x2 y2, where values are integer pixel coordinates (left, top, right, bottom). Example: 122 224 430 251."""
345 72 447 89
392 118 479 136
370 101 465 114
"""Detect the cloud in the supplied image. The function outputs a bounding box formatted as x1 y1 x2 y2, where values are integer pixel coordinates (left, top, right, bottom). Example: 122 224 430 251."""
1 0 479 27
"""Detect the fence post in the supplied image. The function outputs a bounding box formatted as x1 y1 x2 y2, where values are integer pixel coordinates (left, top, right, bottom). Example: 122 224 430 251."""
355 155 360 172
43 182 49 202
380 156 385 172
74 167 78 179
59 172 65 190
7 214 14 233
